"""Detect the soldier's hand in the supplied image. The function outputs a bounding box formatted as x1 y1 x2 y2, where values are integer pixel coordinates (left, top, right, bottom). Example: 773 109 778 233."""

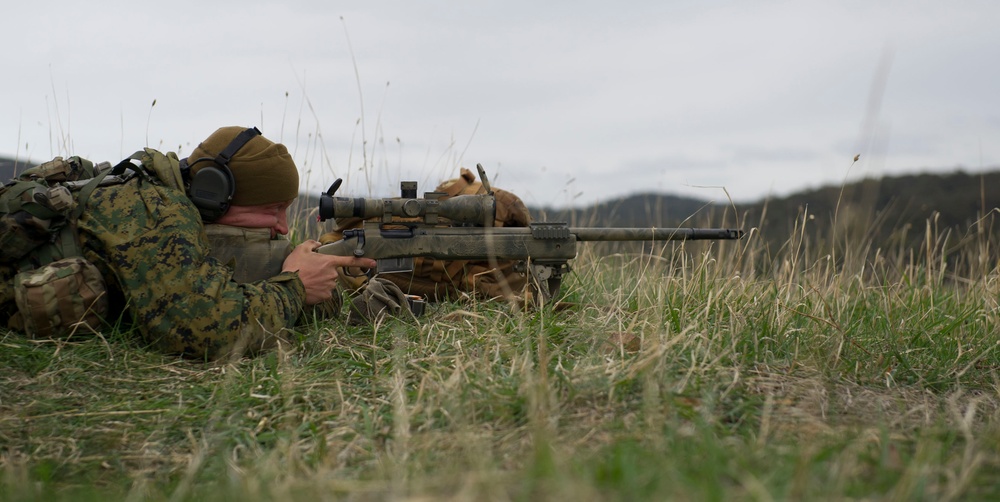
282 240 376 305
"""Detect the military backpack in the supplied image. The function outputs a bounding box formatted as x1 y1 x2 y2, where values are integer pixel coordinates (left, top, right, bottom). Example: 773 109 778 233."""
0 149 183 338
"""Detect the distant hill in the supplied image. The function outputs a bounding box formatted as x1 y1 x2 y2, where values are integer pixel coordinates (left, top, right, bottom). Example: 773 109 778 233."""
531 192 727 228
0 156 33 181
531 170 999 227
547 169 1000 268
736 170 1000 250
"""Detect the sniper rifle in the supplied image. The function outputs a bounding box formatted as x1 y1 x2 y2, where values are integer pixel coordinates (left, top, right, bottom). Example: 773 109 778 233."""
316 166 743 301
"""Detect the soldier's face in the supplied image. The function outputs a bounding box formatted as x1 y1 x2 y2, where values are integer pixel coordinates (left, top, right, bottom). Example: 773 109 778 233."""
215 201 293 238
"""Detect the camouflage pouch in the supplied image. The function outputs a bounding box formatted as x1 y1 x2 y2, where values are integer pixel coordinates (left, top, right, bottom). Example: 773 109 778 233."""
0 180 75 262
0 184 70 261
12 256 108 338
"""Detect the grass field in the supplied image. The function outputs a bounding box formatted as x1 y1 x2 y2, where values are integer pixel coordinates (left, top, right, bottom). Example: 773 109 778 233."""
2 213 1000 501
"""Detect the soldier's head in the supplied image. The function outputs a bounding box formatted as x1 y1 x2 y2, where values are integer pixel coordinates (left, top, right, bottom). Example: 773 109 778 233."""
186 126 299 237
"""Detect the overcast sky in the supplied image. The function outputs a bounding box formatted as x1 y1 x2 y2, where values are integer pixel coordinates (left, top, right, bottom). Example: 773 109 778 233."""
3 1 999 208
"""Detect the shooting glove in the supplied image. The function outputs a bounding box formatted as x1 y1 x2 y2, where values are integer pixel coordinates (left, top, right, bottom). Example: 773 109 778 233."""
347 277 412 325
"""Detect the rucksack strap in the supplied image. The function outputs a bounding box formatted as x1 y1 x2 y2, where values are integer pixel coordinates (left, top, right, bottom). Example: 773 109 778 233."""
110 153 153 181
19 167 115 271
57 167 115 263
70 167 113 221
0 183 61 220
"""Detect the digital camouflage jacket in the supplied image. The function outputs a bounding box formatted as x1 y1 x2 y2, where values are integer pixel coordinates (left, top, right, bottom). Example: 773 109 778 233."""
71 175 308 360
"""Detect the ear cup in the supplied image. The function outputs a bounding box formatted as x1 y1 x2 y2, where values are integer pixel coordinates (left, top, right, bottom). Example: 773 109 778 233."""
182 127 262 222
188 164 235 222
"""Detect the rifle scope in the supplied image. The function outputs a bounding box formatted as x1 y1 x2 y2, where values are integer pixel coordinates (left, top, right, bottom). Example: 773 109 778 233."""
318 179 496 225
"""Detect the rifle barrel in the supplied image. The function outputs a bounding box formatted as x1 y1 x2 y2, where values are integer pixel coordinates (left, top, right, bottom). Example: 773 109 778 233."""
570 227 743 241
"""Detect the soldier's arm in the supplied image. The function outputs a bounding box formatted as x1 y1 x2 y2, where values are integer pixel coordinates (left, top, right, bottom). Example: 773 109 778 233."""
80 183 308 360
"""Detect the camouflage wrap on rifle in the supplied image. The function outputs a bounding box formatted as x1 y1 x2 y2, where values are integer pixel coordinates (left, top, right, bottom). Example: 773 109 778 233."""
321 167 533 301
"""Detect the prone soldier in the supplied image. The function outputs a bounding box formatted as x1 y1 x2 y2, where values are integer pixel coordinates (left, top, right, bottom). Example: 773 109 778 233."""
1 126 377 360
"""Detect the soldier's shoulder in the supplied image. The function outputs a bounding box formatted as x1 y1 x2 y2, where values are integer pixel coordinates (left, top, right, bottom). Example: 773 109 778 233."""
81 179 200 235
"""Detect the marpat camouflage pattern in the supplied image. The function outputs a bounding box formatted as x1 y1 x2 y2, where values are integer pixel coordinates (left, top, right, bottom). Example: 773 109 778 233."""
75 175 307 360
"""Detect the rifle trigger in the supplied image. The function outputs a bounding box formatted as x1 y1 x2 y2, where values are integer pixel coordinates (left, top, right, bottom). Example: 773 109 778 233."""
353 232 366 257
344 229 367 257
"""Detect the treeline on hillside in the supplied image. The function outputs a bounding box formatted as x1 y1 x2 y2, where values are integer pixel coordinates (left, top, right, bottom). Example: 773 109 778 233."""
535 169 1000 272
0 157 30 181
738 171 1000 258
532 193 728 228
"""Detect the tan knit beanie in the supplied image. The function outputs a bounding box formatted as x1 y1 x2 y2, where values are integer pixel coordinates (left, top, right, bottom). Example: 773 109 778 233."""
187 126 299 205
